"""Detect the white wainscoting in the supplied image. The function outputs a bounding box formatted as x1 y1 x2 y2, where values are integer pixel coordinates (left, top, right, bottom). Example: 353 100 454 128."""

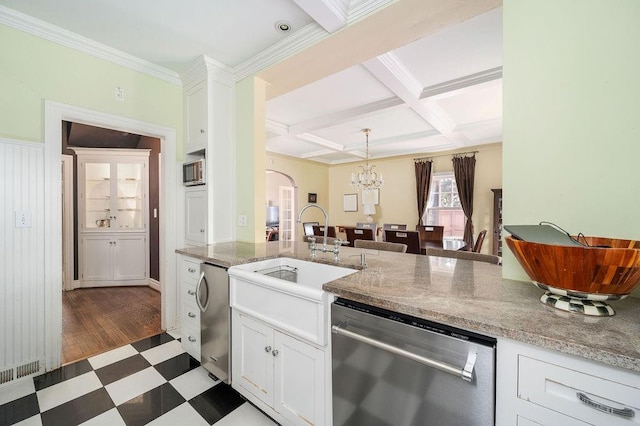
0 138 46 386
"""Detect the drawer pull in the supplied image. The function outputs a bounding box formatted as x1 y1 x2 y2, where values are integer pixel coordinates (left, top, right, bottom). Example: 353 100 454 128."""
188 336 197 343
187 267 196 273
577 392 635 418
187 290 195 295
187 312 196 318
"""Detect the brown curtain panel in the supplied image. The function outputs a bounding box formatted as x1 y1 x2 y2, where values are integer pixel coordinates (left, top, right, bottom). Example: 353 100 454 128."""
415 160 433 226
452 155 476 250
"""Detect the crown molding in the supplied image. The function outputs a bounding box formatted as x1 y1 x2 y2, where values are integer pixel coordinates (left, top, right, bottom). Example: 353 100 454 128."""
0 5 181 86
182 55 235 89
348 0 394 22
233 23 329 82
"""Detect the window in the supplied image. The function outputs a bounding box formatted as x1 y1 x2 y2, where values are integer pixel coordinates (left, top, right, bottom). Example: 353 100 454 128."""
422 172 465 239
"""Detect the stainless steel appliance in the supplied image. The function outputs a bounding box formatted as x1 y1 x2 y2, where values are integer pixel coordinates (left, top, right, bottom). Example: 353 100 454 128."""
197 263 230 383
331 298 496 426
183 158 205 186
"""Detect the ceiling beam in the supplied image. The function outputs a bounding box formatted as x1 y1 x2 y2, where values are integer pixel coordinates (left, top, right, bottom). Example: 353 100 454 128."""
363 52 457 134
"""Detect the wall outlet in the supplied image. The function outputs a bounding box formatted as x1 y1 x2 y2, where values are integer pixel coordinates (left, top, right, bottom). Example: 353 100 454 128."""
115 87 124 101
15 211 32 228
239 215 247 227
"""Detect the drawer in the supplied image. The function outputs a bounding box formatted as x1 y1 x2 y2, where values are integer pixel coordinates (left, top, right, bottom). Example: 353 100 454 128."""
181 257 201 282
518 355 640 425
181 323 201 360
181 299 200 328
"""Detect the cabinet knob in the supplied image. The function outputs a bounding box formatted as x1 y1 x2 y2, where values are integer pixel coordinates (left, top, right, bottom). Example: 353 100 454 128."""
272 349 279 357
188 312 196 318
188 336 196 343
200 129 205 134
187 267 196 273
200 229 205 233
264 346 272 353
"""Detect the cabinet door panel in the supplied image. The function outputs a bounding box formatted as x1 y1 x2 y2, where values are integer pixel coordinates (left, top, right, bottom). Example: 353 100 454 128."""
186 85 208 153
185 189 207 244
81 236 113 281
233 312 274 406
275 332 325 426
113 236 147 280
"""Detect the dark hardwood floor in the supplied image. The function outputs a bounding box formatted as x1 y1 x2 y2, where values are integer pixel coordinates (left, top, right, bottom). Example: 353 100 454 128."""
62 286 162 365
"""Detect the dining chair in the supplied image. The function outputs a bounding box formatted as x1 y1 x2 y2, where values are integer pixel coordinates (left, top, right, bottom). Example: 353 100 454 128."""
473 230 488 253
416 225 444 250
381 223 407 241
354 240 407 253
345 227 374 247
425 247 501 265
303 221 319 237
312 225 336 238
384 230 421 254
355 222 377 231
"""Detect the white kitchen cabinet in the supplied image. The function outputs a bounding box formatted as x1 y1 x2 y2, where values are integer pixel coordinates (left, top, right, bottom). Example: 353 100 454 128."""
185 83 208 154
182 56 235 245
72 148 150 288
496 338 640 426
80 234 147 286
179 256 201 360
232 311 327 426
185 188 207 245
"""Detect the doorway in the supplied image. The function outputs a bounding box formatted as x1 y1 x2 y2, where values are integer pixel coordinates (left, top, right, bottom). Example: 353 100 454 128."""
44 101 178 371
60 122 163 363
266 170 297 242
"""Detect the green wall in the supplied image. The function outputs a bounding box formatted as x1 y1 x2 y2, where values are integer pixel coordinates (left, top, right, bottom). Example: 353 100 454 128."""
0 24 182 146
503 0 640 282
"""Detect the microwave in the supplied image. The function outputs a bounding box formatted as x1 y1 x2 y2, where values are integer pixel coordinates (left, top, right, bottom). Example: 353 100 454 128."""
183 159 205 186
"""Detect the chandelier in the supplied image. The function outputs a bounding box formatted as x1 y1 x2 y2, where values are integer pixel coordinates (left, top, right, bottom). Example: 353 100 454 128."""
350 128 383 189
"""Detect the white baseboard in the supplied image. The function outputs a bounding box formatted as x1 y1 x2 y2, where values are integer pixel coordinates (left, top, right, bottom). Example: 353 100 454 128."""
149 279 161 292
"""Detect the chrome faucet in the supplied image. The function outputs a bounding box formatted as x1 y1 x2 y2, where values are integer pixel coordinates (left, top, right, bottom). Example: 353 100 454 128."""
297 203 330 247
297 203 347 260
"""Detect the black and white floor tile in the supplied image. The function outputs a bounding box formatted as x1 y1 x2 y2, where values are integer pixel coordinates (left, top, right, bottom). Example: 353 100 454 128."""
0 332 278 426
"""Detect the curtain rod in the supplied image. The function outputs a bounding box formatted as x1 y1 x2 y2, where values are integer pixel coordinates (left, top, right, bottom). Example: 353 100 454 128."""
413 150 479 161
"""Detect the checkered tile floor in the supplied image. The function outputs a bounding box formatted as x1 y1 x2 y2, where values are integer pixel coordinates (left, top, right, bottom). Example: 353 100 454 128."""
0 332 278 426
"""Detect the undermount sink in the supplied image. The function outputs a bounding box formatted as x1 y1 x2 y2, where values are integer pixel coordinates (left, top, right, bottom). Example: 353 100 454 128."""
228 257 357 345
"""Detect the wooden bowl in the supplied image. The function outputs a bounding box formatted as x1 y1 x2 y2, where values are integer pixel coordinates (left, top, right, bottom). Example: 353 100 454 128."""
505 236 640 316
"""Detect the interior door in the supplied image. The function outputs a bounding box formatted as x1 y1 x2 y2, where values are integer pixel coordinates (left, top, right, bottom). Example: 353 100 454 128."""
279 186 295 242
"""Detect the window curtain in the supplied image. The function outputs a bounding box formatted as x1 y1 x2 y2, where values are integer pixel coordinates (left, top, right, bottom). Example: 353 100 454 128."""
415 160 433 226
452 155 476 250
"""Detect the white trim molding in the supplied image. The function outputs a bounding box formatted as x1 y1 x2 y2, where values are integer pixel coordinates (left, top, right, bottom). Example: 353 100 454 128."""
0 5 181 86
44 101 178 371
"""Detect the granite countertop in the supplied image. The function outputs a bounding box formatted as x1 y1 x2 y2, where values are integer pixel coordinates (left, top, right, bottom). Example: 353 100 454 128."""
176 241 640 373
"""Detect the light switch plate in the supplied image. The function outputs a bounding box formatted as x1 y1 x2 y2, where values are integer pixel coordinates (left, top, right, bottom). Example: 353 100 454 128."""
239 215 247 227
15 211 32 228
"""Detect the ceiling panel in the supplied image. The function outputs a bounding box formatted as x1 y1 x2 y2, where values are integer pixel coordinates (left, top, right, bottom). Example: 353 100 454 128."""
393 7 502 87
435 79 503 125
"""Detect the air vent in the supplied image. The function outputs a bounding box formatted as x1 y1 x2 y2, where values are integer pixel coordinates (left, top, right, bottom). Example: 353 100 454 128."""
0 368 14 385
0 360 42 385
17 360 40 378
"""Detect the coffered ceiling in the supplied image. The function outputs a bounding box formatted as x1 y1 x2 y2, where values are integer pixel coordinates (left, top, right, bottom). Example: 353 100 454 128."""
0 0 503 164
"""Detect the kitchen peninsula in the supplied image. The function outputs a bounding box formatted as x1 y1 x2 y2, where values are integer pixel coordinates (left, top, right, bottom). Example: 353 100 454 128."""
177 241 640 425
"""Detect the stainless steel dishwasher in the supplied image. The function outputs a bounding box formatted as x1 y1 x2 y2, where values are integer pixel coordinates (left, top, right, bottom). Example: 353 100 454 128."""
331 298 496 425
197 263 230 383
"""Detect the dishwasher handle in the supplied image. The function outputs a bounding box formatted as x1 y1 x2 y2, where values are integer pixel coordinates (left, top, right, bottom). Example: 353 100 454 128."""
332 324 476 382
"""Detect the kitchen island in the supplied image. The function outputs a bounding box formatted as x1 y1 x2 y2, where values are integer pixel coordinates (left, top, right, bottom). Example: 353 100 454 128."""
177 240 640 373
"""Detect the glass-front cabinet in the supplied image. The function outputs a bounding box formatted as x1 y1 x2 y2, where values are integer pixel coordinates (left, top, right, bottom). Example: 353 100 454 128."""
71 148 150 288
74 149 149 232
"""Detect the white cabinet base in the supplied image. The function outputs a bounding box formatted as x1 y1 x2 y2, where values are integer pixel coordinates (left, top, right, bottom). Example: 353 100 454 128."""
232 310 327 426
80 233 148 287
497 338 640 426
